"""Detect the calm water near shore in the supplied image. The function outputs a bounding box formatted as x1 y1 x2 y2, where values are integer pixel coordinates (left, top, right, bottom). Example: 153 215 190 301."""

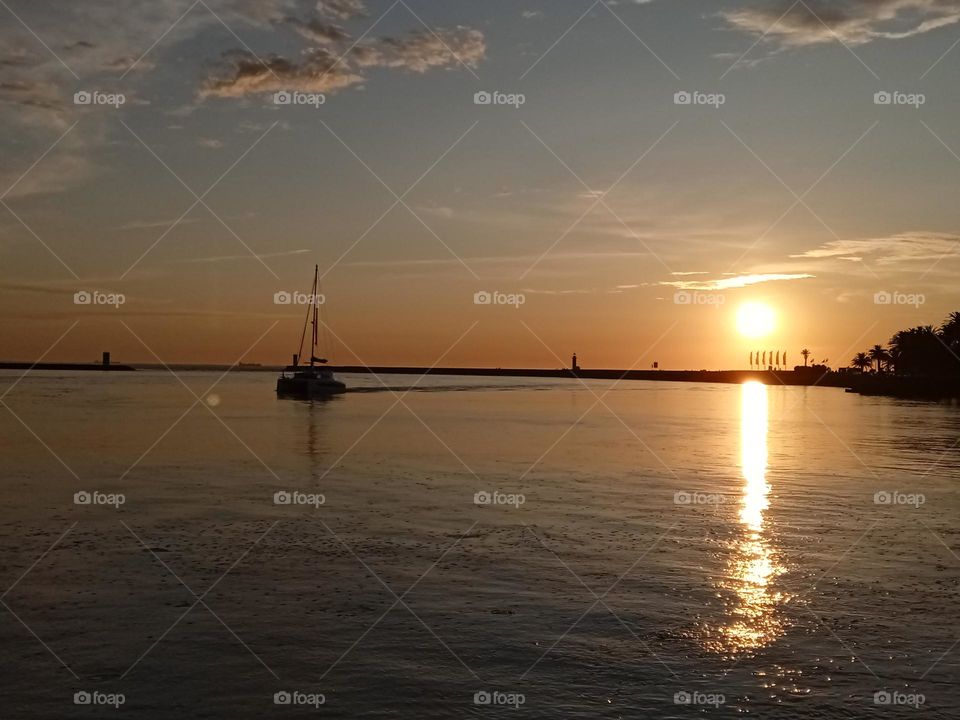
1 371 958 718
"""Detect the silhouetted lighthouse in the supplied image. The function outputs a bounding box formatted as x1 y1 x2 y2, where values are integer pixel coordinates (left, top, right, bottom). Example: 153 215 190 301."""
571 353 580 372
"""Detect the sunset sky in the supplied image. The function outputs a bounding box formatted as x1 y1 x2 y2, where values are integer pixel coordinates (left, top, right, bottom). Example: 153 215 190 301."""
2 0 959 369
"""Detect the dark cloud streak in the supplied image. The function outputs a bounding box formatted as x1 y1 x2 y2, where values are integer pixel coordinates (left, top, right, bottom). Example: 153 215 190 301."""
202 24 486 97
722 0 960 47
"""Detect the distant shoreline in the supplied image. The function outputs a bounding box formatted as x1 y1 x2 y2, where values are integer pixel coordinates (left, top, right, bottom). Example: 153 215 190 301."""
0 361 135 372
327 365 849 388
0 361 841 385
841 373 960 400
5 362 956 399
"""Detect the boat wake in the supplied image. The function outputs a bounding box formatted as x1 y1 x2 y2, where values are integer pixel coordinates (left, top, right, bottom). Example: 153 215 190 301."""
347 383 554 394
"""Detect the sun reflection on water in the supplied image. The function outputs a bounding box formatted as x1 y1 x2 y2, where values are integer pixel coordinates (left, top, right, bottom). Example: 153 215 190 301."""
713 381 787 654
740 381 769 532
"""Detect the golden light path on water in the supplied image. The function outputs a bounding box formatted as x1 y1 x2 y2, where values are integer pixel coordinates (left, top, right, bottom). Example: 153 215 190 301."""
714 381 787 653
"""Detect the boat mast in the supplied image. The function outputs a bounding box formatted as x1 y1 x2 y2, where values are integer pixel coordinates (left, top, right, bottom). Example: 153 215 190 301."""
310 264 319 367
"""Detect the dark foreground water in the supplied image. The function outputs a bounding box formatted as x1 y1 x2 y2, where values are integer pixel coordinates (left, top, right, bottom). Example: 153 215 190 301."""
0 370 958 718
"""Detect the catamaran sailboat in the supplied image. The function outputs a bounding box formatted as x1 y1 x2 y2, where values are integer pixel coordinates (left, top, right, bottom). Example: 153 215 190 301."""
276 265 347 397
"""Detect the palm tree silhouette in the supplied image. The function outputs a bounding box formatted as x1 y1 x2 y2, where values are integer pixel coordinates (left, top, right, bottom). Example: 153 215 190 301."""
782 311 960 391
940 312 960 360
851 352 871 372
868 344 890 373
888 325 942 375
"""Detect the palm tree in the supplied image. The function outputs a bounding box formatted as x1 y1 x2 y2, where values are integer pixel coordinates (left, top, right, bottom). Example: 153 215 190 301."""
939 313 960 371
889 325 944 375
940 311 960 346
858 312 960 380
801 348 810 367
851 352 871 372
868 344 890 373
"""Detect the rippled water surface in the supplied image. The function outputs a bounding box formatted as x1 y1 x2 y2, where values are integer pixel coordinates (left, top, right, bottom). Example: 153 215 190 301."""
1 370 958 718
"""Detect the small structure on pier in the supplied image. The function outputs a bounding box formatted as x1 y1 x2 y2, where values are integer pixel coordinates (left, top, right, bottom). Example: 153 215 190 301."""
571 353 580 372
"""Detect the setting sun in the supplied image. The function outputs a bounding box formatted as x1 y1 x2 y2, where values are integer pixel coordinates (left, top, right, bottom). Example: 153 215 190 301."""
736 302 776 339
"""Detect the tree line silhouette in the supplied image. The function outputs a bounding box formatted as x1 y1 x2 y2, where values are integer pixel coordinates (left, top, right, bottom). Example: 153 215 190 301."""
850 311 960 376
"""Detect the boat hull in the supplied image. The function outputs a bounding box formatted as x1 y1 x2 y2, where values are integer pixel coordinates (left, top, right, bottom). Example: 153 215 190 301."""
276 376 347 397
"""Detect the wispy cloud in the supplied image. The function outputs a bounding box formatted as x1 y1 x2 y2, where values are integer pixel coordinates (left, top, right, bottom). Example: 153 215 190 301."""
521 283 643 296
521 287 594 295
662 273 814 291
118 217 201 231
791 232 960 265
416 205 455 219
0 0 483 195
721 0 960 48
315 0 367 21
202 27 485 98
173 248 311 264
201 48 364 98
343 250 651 269
286 17 351 44
353 28 486 72
0 0 310 196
